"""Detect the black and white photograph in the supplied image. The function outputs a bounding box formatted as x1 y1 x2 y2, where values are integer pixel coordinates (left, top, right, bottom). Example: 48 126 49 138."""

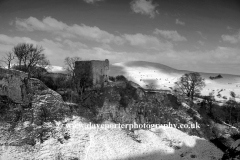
0 0 240 159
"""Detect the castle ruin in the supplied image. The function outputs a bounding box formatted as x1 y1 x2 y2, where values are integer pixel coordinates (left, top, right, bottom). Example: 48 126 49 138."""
74 59 109 88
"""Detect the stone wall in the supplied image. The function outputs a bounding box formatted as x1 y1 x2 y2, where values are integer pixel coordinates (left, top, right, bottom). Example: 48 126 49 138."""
91 59 109 86
0 68 29 105
75 59 109 87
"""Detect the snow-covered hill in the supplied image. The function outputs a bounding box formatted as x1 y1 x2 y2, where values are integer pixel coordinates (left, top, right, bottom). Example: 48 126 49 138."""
0 117 223 160
109 61 240 103
47 65 67 73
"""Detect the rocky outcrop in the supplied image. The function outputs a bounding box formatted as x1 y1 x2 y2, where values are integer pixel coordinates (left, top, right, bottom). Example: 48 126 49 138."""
0 68 69 123
94 80 147 124
87 80 239 149
88 80 198 133
29 78 70 125
0 68 69 145
0 68 29 105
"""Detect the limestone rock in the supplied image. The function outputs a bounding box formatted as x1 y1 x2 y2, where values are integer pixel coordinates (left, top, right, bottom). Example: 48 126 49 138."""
0 68 29 105
95 81 195 130
0 68 69 124
0 68 69 145
29 78 69 125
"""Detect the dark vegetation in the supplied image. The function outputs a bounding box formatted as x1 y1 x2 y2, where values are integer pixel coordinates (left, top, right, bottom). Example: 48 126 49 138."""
203 91 240 130
174 72 205 105
210 74 223 80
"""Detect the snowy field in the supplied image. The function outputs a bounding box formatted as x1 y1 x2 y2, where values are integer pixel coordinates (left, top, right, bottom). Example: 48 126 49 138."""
110 61 240 103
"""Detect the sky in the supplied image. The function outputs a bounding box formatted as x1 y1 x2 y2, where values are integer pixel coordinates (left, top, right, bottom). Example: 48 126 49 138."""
0 0 240 74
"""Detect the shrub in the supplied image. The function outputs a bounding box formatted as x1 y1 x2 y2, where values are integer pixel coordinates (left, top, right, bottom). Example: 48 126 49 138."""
116 75 128 82
11 65 28 72
39 76 57 91
109 76 116 82
223 96 227 100
11 65 48 78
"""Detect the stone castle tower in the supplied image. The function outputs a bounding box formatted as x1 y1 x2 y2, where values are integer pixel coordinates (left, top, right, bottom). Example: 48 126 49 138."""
74 59 109 87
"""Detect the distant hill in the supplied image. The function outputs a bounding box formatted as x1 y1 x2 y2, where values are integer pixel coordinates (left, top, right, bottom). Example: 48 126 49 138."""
110 61 240 102
47 65 68 74
110 61 240 78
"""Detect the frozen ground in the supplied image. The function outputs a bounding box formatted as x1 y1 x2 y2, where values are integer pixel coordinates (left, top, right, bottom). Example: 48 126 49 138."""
0 117 223 160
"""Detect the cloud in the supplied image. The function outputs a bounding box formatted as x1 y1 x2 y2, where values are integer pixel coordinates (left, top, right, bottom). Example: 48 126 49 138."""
123 33 173 51
0 34 135 65
0 34 59 59
221 31 240 44
196 31 207 39
198 41 204 45
14 17 124 44
175 19 185 26
0 34 37 45
153 29 187 41
227 26 232 30
13 17 175 52
83 0 104 4
63 39 88 49
10 16 240 74
156 46 240 74
130 0 159 18
210 47 238 60
1 33 240 74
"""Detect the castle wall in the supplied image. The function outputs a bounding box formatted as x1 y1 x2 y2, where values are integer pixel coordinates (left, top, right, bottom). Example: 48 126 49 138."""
91 59 109 86
74 59 109 87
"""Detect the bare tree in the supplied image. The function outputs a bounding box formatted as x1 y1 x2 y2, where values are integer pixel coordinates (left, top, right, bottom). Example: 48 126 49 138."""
64 57 81 77
12 43 50 77
27 46 49 78
75 70 93 102
0 52 15 69
174 72 205 105
64 56 81 90
13 43 28 67
64 57 94 104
